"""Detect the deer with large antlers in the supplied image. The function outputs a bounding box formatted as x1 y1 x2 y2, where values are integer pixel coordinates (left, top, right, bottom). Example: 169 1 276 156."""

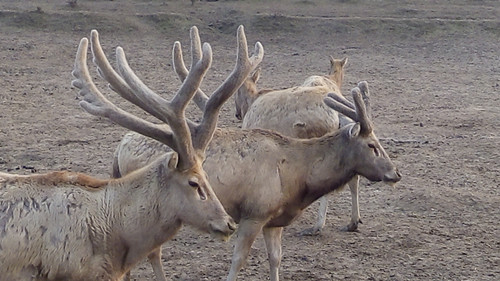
0 29 238 281
234 57 362 235
107 27 400 281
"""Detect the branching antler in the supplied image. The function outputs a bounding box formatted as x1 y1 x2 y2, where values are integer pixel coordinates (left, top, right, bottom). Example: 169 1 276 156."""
72 26 263 168
172 25 264 151
71 29 213 170
324 83 373 135
71 37 175 146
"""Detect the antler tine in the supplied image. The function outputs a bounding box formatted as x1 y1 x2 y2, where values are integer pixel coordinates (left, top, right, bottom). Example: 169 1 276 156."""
357 81 371 119
190 26 203 70
329 92 355 110
116 37 213 170
71 37 176 148
193 25 264 153
324 93 358 121
90 30 171 125
352 87 373 135
173 32 209 110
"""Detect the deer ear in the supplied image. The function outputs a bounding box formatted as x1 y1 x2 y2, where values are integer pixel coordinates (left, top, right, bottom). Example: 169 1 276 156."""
347 123 361 138
252 67 261 83
341 57 348 67
167 152 179 169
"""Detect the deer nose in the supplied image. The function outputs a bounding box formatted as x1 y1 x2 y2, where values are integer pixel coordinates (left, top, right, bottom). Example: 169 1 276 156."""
227 218 237 233
395 169 402 180
383 169 402 183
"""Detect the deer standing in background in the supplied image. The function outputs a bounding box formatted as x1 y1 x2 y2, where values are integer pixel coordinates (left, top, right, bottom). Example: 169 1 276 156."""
107 27 400 280
0 29 237 281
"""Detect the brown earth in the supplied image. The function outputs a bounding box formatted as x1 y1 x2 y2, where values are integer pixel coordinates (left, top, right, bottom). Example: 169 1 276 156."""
0 0 499 280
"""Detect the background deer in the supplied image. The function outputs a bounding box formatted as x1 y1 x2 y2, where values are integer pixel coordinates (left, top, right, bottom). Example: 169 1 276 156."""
0 29 237 281
233 57 361 235
108 29 400 281
234 56 347 122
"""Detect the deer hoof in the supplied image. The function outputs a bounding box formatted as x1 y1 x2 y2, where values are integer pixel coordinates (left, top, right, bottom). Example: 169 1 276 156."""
344 219 362 232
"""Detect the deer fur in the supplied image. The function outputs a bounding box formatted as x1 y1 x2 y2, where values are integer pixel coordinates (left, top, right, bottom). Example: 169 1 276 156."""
0 29 239 281
234 57 361 235
111 49 401 281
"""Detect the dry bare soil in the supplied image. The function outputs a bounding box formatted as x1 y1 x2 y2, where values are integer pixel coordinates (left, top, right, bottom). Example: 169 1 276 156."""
0 0 499 280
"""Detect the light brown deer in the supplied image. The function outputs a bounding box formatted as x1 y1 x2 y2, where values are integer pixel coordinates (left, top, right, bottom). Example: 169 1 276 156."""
234 56 347 121
105 29 400 280
0 29 238 281
233 57 361 235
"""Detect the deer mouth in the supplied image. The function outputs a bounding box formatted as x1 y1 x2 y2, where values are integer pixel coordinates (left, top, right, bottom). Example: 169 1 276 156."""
210 221 237 242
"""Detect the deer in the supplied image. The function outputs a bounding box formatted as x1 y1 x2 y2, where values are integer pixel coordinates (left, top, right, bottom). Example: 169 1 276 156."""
93 26 400 281
233 56 360 235
234 56 347 121
0 28 240 281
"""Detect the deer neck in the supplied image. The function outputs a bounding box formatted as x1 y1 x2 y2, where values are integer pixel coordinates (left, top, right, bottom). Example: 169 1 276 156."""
264 133 356 227
101 155 182 271
295 133 355 207
327 70 343 91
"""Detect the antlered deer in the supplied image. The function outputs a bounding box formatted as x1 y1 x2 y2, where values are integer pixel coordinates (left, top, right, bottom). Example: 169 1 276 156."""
107 28 400 281
233 57 362 235
0 29 238 281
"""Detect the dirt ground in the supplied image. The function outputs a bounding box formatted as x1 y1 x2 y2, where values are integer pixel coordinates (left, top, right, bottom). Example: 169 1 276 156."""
0 0 499 280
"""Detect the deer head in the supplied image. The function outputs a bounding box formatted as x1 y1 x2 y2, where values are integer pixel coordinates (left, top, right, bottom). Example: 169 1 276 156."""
234 67 261 120
328 56 348 87
324 81 401 185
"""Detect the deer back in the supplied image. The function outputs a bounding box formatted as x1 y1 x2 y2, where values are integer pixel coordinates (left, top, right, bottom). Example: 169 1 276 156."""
242 86 340 138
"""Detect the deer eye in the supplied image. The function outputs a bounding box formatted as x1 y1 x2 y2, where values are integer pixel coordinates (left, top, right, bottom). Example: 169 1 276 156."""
188 180 200 188
368 143 380 157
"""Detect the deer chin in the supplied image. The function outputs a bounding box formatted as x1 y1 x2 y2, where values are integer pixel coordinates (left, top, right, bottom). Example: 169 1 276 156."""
384 181 399 189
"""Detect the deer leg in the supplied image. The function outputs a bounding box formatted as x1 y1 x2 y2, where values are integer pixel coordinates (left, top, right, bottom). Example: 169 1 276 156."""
345 175 361 232
226 220 265 281
297 195 328 236
263 226 283 281
148 247 167 281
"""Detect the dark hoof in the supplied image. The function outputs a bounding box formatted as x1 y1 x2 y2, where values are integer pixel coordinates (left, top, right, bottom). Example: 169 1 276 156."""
343 219 362 232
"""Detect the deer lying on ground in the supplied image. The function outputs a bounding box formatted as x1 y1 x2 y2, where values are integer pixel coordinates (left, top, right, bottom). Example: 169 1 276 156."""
233 57 361 235
99 27 400 280
0 29 239 281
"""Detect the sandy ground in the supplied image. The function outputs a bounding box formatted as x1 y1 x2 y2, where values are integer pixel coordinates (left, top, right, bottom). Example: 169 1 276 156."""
0 0 499 280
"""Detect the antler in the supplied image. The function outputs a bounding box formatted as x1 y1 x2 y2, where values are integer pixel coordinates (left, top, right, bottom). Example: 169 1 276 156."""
357 81 371 119
172 25 264 151
71 29 213 170
325 81 371 116
173 26 210 110
324 83 373 135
